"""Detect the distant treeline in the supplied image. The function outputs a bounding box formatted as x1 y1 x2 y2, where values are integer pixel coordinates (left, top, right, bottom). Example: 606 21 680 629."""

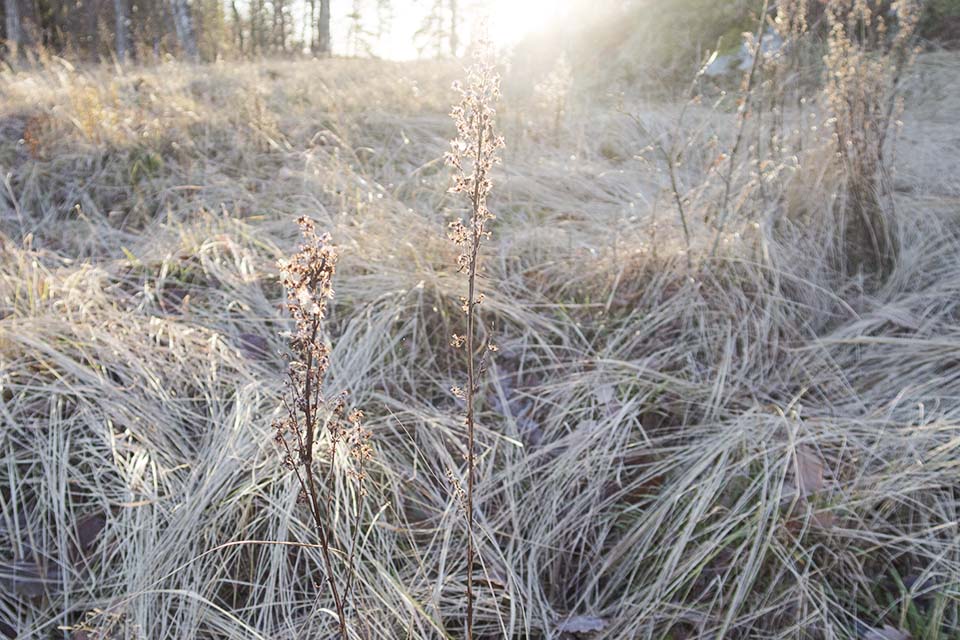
1 0 956 65
0 0 333 62
0 0 463 62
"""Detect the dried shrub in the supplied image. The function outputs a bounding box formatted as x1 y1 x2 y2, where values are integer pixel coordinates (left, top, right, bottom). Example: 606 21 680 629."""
822 0 920 276
272 217 372 640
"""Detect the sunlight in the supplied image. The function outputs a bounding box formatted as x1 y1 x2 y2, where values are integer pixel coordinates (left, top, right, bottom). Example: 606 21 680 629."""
486 0 566 48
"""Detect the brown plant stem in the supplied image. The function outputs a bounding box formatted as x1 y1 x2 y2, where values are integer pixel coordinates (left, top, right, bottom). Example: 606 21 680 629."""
446 43 502 639
463 117 484 640
274 220 371 640
708 0 770 262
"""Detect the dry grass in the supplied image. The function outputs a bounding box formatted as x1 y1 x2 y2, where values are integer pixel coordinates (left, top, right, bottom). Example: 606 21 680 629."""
1 48 960 639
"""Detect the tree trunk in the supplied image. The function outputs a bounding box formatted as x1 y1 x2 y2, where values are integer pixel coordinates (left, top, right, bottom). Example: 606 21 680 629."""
317 0 330 55
231 0 243 54
270 0 277 51
113 0 130 62
249 0 258 54
5 0 22 56
277 0 285 53
255 0 266 53
87 0 99 59
307 0 315 51
449 0 457 57
170 0 197 59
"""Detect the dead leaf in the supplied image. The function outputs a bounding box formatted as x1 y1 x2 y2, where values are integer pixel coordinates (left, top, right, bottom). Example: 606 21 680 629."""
863 625 912 640
159 286 188 312
593 386 614 405
593 385 624 418
76 512 106 553
784 508 836 535
238 333 270 360
810 510 836 530
794 444 825 498
0 560 62 598
479 568 509 592
557 615 607 634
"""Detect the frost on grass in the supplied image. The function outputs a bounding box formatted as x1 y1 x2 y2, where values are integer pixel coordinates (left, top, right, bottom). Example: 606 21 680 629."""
0 10 959 640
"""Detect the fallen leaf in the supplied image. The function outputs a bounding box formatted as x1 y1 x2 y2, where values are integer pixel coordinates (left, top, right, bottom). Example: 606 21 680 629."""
76 512 106 553
784 508 836 535
794 444 825 498
159 285 188 312
863 625 912 640
810 510 836 530
479 568 509 592
593 386 614 405
238 333 270 360
557 615 607 634
0 560 62 598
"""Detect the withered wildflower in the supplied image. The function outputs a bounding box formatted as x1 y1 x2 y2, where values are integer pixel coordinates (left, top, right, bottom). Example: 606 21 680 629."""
446 39 503 640
822 0 920 276
272 216 371 640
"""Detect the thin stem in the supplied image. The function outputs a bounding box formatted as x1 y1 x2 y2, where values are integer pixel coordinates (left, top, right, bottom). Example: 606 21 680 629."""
344 454 365 604
301 317 348 640
464 91 486 640
708 0 770 262
305 466 347 638
659 143 692 267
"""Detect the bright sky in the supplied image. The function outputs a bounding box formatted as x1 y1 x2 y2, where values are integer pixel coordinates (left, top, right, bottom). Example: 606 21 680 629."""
331 0 570 60
486 0 566 49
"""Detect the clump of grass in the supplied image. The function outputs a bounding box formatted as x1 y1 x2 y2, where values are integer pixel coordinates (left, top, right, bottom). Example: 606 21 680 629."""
445 40 504 640
272 216 372 640
627 0 922 281
822 0 920 277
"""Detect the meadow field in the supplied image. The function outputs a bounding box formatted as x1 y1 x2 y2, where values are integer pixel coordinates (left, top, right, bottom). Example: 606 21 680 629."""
2 12 960 639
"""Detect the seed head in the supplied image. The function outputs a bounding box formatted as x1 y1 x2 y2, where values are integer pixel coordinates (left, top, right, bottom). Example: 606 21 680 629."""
446 41 504 268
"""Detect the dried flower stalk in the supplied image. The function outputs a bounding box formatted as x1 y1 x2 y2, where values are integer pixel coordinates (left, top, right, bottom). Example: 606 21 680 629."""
272 217 372 640
823 0 919 275
446 41 503 640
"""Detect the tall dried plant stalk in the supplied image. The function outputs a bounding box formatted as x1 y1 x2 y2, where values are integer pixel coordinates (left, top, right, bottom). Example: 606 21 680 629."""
446 41 503 640
708 0 770 261
823 0 919 276
272 217 372 640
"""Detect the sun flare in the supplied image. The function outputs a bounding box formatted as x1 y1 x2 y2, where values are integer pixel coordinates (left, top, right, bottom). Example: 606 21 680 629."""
486 0 567 48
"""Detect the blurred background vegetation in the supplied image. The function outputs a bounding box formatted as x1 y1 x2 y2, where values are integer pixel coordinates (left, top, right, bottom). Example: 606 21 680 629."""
1 0 958 67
